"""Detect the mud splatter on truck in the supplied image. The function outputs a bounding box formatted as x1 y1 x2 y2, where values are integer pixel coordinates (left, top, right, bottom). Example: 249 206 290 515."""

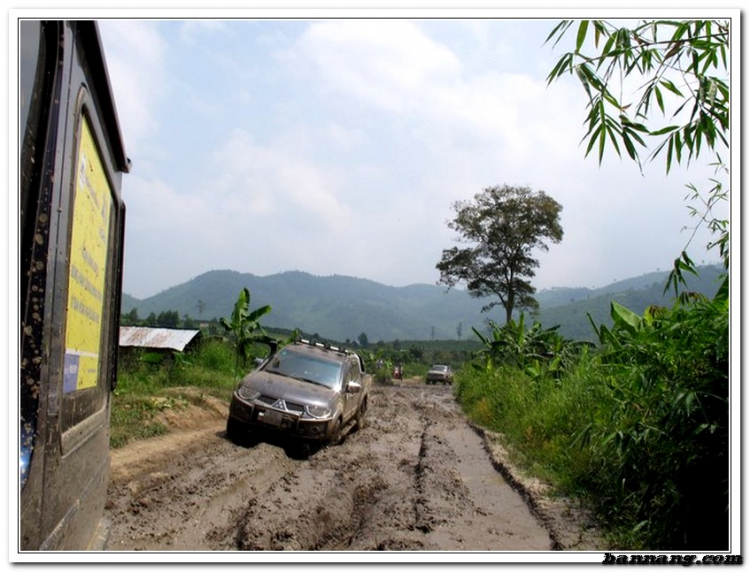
19 20 129 551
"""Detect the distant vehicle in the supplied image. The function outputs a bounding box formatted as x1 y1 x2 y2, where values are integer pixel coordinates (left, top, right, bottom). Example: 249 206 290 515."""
426 365 453 385
392 365 403 380
226 339 371 447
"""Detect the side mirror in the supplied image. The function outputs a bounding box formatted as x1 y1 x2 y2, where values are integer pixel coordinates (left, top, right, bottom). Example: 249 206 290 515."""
347 381 362 394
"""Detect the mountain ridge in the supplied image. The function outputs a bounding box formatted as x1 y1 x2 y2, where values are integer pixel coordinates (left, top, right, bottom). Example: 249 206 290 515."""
121 265 724 342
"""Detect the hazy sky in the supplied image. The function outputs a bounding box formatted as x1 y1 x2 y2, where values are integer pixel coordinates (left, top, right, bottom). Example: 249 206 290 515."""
49 10 739 298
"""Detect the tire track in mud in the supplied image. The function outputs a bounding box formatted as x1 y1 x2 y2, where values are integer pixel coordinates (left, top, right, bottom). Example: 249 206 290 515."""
230 387 552 551
105 385 554 552
106 437 300 551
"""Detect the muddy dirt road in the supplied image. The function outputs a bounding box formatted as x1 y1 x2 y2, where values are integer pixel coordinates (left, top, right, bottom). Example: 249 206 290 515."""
105 381 602 554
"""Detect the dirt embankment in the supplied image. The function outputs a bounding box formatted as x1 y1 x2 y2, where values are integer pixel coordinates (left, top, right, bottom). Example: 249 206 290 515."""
104 380 605 553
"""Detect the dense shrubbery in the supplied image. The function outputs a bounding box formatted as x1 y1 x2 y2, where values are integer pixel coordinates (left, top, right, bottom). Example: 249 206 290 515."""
455 275 729 550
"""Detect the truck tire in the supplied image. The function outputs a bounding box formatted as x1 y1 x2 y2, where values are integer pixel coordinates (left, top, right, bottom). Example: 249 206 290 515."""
354 398 368 431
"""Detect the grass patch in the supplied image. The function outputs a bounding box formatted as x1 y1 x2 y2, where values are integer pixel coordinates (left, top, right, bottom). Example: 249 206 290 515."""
112 338 245 449
454 360 611 520
454 303 729 551
109 394 171 449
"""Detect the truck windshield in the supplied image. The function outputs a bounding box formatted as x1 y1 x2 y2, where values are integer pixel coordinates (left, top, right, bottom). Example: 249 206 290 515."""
265 349 343 390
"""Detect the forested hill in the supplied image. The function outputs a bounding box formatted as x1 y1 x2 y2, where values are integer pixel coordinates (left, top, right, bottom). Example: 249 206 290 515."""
121 265 724 343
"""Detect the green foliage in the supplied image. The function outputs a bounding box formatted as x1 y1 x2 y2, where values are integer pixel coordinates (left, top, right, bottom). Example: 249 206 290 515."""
365 338 479 378
437 184 563 324
357 332 370 348
220 287 274 379
120 306 193 329
454 359 604 486
472 315 589 381
538 24 730 548
196 337 237 375
457 276 729 550
120 307 139 325
113 337 240 448
545 18 730 292
360 349 394 384
358 339 476 383
404 361 430 379
546 19 729 171
576 287 729 549
109 398 169 449
138 351 165 366
156 310 180 328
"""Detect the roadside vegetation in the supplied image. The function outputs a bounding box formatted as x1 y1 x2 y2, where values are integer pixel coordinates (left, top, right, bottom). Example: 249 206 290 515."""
455 280 728 550
453 18 730 551
113 288 281 449
112 338 239 449
452 18 730 551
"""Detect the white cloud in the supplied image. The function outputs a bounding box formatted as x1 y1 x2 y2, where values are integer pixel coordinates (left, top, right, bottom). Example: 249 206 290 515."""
284 20 462 112
281 17 588 188
178 20 230 44
98 20 167 154
207 129 352 233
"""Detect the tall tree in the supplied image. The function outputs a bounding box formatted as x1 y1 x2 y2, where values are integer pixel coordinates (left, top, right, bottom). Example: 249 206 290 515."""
436 184 563 324
122 307 139 326
357 332 369 348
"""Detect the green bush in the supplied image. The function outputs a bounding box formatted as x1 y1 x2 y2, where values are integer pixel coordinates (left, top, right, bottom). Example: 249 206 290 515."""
109 394 170 449
455 277 729 550
194 337 236 374
455 358 603 485
113 339 239 448
405 362 429 379
575 288 729 550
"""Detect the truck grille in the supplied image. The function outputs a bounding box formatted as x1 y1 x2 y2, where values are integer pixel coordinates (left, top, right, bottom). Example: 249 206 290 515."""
257 394 304 414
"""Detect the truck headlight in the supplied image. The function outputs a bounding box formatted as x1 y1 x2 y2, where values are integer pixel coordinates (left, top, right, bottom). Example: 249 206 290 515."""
305 405 331 419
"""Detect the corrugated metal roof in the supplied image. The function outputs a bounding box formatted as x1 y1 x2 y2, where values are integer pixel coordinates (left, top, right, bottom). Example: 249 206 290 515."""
119 326 201 352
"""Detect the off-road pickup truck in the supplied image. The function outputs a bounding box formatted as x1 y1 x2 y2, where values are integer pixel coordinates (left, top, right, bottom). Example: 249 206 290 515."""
227 339 371 447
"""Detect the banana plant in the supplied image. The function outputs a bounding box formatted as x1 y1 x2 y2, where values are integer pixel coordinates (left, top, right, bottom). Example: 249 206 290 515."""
588 300 662 348
220 287 273 379
472 315 578 377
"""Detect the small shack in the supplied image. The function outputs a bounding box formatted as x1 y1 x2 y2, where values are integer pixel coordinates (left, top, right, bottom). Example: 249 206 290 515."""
119 326 202 364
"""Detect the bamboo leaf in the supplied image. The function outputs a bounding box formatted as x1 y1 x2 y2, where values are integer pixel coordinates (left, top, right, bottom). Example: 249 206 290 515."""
622 130 637 160
544 20 573 47
546 52 573 84
576 20 589 52
584 124 602 158
665 136 674 172
654 85 665 113
659 79 684 98
650 125 679 136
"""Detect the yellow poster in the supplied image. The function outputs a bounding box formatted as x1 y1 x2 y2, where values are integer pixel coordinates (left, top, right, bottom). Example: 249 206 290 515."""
63 117 112 393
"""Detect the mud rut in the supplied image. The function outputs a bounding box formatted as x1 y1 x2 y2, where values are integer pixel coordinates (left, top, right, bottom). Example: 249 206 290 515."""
104 384 559 552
